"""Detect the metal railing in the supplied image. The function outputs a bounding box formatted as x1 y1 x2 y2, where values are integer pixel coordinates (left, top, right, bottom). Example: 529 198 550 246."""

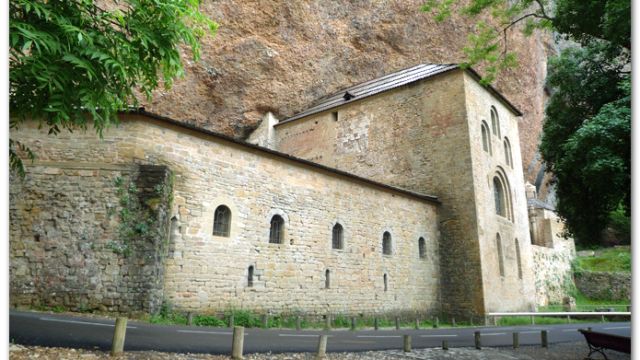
488 311 631 316
486 311 631 326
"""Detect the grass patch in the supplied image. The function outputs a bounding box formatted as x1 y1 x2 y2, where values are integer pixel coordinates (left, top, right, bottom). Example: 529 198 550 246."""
497 316 593 326
149 312 187 325
573 247 630 273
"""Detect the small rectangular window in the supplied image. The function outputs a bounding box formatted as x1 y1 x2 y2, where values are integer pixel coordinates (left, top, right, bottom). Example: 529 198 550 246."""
331 111 338 121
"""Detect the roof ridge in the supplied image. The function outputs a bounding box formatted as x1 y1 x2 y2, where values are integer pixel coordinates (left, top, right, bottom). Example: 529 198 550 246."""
279 63 460 124
306 63 454 107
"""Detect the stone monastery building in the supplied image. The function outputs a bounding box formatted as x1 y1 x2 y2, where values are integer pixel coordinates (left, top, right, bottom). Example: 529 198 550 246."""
10 64 574 318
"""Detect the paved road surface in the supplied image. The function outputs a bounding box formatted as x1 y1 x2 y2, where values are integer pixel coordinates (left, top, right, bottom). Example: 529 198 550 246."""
9 310 631 354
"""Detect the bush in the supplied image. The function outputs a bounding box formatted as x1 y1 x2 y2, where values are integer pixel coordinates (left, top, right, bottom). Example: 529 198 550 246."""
231 310 263 328
194 315 225 327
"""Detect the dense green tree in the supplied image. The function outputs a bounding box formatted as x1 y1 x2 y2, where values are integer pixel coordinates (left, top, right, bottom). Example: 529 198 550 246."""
541 44 630 245
10 0 218 175
422 0 630 245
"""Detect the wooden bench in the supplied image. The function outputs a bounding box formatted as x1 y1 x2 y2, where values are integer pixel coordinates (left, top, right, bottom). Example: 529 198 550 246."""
579 329 631 359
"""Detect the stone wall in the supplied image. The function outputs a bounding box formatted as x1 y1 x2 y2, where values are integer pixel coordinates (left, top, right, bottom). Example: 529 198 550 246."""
462 72 536 313
10 162 172 314
11 116 441 316
575 272 631 302
270 69 536 315
531 238 575 306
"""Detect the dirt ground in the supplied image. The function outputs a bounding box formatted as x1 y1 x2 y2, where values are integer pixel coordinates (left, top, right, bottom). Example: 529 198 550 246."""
8 342 631 360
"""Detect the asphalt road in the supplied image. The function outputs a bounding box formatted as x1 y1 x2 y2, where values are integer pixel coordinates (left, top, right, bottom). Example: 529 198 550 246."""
9 310 631 354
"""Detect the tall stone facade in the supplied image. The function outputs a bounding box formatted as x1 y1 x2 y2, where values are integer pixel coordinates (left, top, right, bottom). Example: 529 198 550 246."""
11 116 440 316
10 63 573 317
253 66 536 316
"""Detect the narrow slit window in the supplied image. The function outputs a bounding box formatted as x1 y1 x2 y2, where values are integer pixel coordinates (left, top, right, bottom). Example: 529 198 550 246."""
496 234 505 277
325 269 331 289
481 121 491 154
494 177 506 217
504 138 513 168
248 266 254 287
515 238 523 279
382 232 392 255
491 106 500 137
418 237 426 259
332 223 344 249
269 215 284 244
213 205 231 237
383 273 388 291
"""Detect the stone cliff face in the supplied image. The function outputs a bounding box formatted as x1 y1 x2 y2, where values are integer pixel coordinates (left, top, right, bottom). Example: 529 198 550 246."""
143 0 552 188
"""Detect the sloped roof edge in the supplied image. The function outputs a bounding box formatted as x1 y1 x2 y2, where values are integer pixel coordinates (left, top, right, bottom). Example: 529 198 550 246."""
121 108 441 205
277 63 522 126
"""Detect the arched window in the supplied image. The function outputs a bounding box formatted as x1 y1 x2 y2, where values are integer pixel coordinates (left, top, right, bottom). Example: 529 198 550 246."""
332 223 344 249
269 215 284 244
383 273 388 291
325 269 331 289
213 205 231 237
418 237 426 259
493 171 513 221
493 177 506 217
503 137 513 168
496 234 505 277
515 238 523 279
491 106 500 137
382 232 392 255
481 121 491 154
248 266 254 287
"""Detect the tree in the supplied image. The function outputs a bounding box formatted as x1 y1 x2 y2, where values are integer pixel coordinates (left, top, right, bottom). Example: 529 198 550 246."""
540 44 630 245
422 0 630 245
10 0 218 175
421 0 630 82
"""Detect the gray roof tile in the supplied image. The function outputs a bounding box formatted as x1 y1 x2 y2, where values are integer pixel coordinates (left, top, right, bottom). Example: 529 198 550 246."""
278 63 522 125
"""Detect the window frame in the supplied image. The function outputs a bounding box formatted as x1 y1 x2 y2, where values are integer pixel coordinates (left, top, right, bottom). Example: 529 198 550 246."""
248 265 254 287
269 215 285 244
418 237 426 259
212 205 232 237
332 223 344 250
481 121 492 155
496 233 505 277
503 137 513 168
382 231 392 255
491 106 501 138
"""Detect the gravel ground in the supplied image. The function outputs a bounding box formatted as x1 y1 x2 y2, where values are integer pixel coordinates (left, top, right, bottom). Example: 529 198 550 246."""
9 343 631 360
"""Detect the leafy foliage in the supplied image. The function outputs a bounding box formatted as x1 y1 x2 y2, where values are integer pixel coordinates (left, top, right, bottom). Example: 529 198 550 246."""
109 175 172 256
10 0 217 174
193 315 226 327
540 44 630 245
421 0 554 83
420 0 630 81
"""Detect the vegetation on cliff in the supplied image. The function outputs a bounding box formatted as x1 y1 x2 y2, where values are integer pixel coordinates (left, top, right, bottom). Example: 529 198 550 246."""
9 0 217 175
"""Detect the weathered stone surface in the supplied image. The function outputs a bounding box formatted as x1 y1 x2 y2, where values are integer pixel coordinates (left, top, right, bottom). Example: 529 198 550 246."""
575 271 631 302
531 239 575 307
10 162 172 314
11 117 440 315
266 69 536 316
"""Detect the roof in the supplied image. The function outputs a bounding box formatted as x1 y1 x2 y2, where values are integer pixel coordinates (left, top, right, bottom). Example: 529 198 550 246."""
123 108 441 205
528 198 556 211
277 63 522 125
